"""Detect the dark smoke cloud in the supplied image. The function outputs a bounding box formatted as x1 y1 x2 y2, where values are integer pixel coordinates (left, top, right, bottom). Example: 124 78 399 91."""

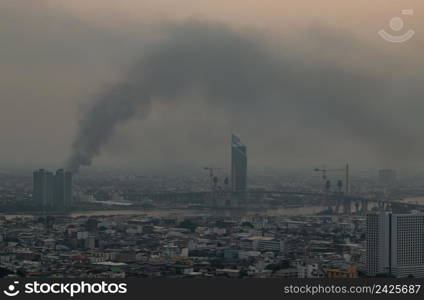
67 84 150 172
67 20 423 173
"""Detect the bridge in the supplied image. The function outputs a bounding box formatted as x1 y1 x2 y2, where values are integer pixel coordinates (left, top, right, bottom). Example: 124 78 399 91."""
124 189 424 214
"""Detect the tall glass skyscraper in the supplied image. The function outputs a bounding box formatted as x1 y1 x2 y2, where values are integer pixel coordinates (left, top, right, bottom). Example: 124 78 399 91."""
231 134 247 191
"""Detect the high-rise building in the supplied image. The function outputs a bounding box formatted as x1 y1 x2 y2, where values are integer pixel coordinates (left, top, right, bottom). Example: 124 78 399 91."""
64 170 72 207
33 168 72 210
366 211 424 278
33 169 54 207
378 169 397 185
53 169 73 208
231 134 247 191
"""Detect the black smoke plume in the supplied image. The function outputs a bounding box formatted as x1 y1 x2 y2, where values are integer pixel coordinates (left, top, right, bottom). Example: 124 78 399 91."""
67 20 420 173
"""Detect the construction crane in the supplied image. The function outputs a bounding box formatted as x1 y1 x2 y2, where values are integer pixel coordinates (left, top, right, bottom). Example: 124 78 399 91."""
314 165 350 209
314 167 344 181
314 164 350 194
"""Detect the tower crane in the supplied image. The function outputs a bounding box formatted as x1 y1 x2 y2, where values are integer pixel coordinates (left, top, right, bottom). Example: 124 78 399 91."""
314 167 344 181
314 165 350 209
314 165 349 194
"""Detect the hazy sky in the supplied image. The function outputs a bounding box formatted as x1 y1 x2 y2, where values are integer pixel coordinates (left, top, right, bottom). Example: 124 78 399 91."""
1 0 423 172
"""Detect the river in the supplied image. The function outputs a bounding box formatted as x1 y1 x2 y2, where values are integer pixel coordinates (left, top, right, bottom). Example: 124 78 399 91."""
1 205 329 219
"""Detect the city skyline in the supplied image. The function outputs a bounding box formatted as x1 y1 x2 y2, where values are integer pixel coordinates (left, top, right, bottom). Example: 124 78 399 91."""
2 0 424 285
